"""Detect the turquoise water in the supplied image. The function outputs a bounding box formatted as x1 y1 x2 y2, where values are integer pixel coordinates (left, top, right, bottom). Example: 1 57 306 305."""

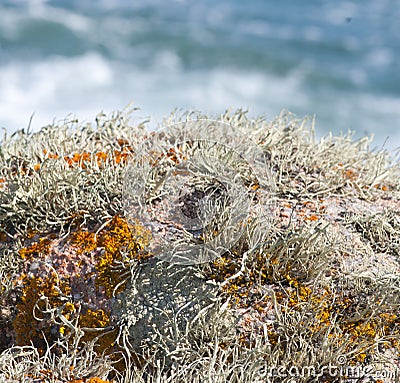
0 0 399 149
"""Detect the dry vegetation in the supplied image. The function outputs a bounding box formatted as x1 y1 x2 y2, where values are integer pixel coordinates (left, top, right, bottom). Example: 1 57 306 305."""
0 108 399 382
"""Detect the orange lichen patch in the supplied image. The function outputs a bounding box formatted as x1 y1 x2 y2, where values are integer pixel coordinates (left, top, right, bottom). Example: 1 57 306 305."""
116 138 130 147
342 321 378 340
13 272 71 353
13 269 117 357
149 145 188 167
64 152 92 169
66 211 87 229
96 216 152 297
26 228 38 239
112 149 133 165
333 163 359 182
95 151 109 166
12 215 152 362
373 183 388 191
22 373 113 383
58 302 76 336
250 182 260 191
165 146 187 164
305 214 319 221
344 169 358 181
43 149 59 159
79 308 110 332
44 148 134 169
265 324 280 346
77 308 118 355
215 249 400 362
23 370 53 382
69 230 98 255
301 201 315 208
98 216 151 256
19 237 52 259
79 309 110 338
45 149 114 168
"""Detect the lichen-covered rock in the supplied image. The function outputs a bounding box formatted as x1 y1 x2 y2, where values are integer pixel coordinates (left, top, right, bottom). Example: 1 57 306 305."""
2 109 400 382
113 257 220 365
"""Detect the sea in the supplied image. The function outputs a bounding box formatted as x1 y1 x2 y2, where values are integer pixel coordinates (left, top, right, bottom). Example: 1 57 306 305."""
0 0 399 151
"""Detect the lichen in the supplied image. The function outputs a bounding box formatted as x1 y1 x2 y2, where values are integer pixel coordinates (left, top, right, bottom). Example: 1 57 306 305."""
13 272 71 353
1 109 400 382
95 215 152 297
12 215 152 363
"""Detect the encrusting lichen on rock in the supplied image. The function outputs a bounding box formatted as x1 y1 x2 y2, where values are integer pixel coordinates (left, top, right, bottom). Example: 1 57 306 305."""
12 214 152 362
1 109 400 382
95 216 152 298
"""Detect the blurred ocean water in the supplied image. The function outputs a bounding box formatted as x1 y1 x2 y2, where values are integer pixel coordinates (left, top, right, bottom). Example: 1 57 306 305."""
0 0 399 149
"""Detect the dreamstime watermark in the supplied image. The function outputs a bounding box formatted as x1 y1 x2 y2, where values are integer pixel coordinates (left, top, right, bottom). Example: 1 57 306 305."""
123 118 275 265
250 355 400 382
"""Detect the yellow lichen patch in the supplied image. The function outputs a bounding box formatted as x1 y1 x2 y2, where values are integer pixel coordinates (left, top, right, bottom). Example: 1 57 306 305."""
217 255 400 364
79 309 110 333
58 302 76 335
96 216 152 297
14 272 117 358
18 237 52 259
275 279 400 362
13 215 152 359
209 251 291 306
77 308 118 355
208 244 400 364
69 230 98 255
13 273 71 353
85 378 113 383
